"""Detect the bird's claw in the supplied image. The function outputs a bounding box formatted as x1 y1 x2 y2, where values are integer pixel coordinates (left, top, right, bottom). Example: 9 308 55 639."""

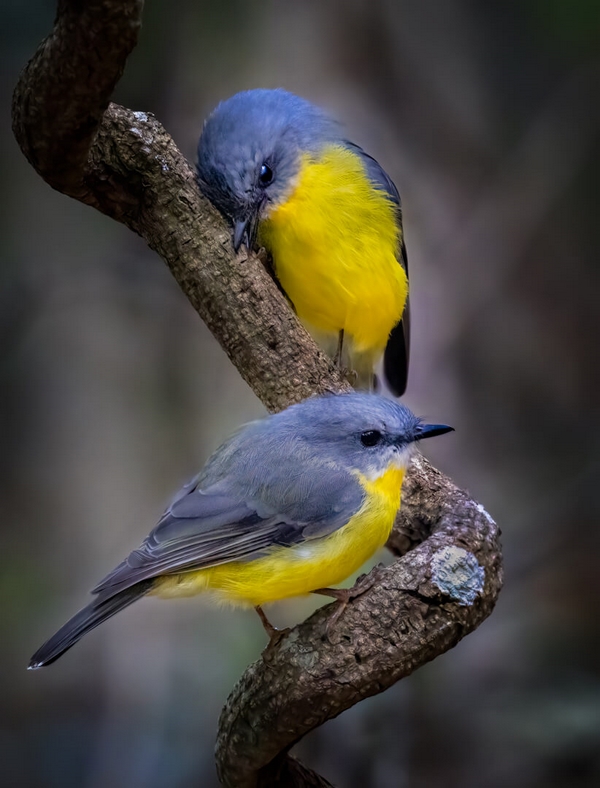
313 569 380 642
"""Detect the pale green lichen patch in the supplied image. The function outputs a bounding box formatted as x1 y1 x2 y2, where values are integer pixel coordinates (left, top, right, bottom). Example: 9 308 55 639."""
430 546 484 605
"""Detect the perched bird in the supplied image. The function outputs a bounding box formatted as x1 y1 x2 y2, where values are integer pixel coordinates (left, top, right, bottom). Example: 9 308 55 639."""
29 394 451 668
197 89 410 395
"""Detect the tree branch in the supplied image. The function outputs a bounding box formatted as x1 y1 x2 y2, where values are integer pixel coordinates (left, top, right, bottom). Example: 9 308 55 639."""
216 456 501 788
12 2 503 786
13 0 346 412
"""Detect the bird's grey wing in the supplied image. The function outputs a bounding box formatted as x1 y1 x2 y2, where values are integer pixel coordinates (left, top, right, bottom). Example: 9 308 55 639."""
92 467 363 600
343 140 401 206
345 141 410 396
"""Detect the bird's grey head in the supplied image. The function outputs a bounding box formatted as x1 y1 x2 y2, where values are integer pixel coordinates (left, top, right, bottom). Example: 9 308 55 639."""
265 393 453 478
196 89 340 251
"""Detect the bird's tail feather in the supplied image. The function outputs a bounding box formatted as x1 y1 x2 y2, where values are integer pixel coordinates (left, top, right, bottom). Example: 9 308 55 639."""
28 580 154 669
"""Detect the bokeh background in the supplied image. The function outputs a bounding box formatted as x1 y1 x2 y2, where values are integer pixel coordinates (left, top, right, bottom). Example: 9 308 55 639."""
2 1 600 786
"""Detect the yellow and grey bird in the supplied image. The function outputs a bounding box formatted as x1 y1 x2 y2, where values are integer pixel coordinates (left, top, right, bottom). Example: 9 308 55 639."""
197 89 410 395
29 394 452 668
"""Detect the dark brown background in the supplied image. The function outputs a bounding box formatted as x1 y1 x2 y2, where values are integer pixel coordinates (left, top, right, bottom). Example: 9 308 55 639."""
2 1 599 786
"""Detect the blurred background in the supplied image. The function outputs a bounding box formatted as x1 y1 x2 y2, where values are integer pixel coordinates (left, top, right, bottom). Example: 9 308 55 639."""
2 1 600 786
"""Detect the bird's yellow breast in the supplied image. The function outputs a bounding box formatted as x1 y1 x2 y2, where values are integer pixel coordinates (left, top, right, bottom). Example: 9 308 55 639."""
258 145 408 355
155 465 405 607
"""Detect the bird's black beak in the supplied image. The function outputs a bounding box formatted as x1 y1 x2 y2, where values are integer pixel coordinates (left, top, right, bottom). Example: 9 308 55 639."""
233 218 250 252
414 423 454 441
233 202 263 253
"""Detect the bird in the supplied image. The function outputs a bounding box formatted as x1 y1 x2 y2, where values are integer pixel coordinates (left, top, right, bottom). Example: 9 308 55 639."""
28 393 452 668
196 89 410 396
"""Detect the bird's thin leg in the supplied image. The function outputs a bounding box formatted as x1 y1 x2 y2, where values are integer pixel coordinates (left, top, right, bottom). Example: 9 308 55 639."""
254 605 290 649
312 572 377 633
254 605 277 638
313 571 377 602
333 329 345 368
312 587 353 633
332 329 358 386
312 586 352 603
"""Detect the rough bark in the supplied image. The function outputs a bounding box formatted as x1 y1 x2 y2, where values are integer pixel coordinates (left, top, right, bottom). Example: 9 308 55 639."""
12 1 503 786
12 0 346 412
217 455 501 788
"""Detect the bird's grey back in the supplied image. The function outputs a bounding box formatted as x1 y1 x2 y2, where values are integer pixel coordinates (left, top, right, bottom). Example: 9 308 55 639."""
197 394 417 513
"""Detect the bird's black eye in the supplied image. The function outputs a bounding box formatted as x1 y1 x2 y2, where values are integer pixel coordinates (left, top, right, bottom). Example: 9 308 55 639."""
360 430 382 447
258 164 273 186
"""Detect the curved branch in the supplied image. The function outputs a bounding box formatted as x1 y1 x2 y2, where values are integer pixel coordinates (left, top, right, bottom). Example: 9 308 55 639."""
12 0 345 412
12 0 143 198
12 2 503 786
216 457 501 787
